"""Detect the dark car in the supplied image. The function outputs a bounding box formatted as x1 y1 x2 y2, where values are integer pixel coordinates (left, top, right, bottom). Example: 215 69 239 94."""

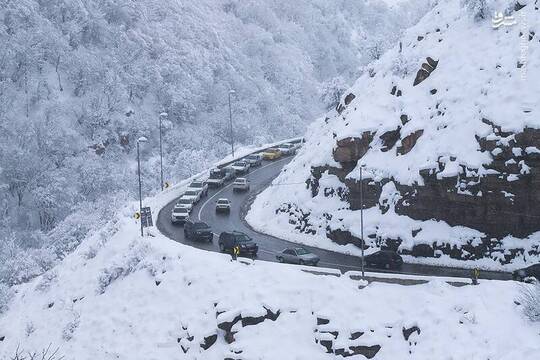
218 231 258 257
513 264 540 282
364 250 403 270
184 220 213 242
276 248 319 266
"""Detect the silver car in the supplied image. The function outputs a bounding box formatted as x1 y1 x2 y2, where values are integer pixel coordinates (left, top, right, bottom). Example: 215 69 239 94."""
276 143 296 155
171 206 189 224
276 248 319 266
233 177 250 191
215 198 231 213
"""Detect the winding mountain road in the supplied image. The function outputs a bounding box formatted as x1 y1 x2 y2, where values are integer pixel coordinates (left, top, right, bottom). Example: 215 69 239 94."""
157 154 512 281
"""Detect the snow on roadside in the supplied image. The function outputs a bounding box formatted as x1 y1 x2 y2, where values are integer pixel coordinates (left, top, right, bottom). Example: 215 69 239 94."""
0 207 539 359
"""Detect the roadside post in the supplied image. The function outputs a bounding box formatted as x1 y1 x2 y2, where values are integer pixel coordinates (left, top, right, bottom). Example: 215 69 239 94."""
137 136 148 237
360 166 365 280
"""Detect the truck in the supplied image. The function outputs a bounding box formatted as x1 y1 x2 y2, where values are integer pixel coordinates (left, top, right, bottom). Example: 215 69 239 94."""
206 168 225 188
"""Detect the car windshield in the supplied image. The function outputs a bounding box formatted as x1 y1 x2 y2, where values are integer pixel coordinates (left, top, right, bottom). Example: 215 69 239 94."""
235 178 246 183
190 182 203 188
217 199 229 204
235 162 246 166
193 222 209 229
178 199 192 204
295 248 309 255
235 234 251 242
184 190 198 196
246 155 257 160
173 208 188 214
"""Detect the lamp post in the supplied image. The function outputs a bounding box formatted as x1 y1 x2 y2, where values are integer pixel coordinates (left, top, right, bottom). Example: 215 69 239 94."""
359 165 365 279
159 112 167 191
228 89 236 158
137 136 148 237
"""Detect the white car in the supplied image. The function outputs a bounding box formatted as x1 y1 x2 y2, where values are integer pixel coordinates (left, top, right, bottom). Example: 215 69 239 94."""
183 189 201 203
244 154 263 167
176 197 195 212
233 177 250 191
171 206 189 224
276 143 296 155
187 180 208 197
215 198 231 213
231 161 250 174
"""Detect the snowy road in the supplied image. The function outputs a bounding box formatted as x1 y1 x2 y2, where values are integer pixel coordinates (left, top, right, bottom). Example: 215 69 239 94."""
156 155 512 280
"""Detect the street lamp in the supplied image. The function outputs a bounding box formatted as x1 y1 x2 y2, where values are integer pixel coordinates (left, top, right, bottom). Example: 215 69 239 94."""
137 136 148 237
228 89 236 158
359 165 365 279
159 112 167 191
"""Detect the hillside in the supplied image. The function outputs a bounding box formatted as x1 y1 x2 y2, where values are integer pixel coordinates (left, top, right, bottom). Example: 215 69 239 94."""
0 0 432 286
247 0 540 270
0 183 538 359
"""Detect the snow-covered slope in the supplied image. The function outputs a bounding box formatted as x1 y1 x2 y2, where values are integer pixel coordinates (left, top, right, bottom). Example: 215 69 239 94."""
0 189 538 359
247 0 540 270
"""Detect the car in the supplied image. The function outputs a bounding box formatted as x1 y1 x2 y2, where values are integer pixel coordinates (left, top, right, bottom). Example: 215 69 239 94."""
223 166 237 181
176 197 195 212
276 143 296 155
187 180 208 197
244 154 263 167
364 250 403 270
171 206 189 224
215 198 231 213
184 220 213 242
218 231 258 257
513 264 540 282
276 248 319 266
261 148 282 160
231 161 250 174
182 189 201 203
206 168 225 188
233 177 250 192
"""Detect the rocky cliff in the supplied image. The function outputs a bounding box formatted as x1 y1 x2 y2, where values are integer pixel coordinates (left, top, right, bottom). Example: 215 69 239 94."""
248 0 540 269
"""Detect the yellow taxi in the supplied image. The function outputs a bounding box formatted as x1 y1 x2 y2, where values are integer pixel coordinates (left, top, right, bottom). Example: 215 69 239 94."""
261 148 282 160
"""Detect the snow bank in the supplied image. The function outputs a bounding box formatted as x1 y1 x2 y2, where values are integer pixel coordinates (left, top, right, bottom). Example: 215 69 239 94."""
0 209 538 359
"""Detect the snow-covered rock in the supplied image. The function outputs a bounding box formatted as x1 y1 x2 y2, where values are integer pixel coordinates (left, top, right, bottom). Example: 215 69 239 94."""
248 0 540 269
0 206 539 359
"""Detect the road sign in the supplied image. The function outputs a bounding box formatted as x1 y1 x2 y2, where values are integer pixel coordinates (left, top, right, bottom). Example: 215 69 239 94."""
134 212 140 220
164 181 170 189
141 207 153 228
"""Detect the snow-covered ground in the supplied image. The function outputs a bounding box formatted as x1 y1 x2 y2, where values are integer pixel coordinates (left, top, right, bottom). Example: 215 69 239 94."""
247 0 540 271
0 193 539 359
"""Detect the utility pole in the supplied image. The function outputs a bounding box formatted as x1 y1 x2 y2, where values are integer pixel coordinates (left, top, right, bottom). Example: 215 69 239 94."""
360 166 365 279
228 89 236 158
159 112 167 191
137 137 148 237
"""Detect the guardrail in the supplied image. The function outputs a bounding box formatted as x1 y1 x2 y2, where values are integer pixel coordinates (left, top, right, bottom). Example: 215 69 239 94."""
214 137 305 170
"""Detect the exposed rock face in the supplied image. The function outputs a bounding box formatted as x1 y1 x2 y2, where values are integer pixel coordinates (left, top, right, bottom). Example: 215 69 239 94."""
252 1 540 267
397 129 423 155
333 132 374 165
413 57 438 86
380 127 401 152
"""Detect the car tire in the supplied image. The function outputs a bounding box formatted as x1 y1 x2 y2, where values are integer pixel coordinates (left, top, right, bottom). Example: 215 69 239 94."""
184 230 188 239
277 256 284 263
219 243 225 252
299 260 305 266
385 263 390 270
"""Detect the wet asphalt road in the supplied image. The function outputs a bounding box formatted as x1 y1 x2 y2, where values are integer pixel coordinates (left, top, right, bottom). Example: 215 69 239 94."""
156 155 513 281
